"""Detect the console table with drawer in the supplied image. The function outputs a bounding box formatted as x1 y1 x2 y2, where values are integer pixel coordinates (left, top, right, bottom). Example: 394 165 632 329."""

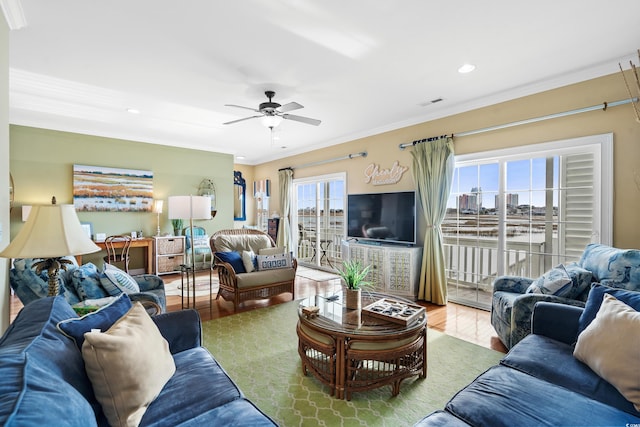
154 236 185 275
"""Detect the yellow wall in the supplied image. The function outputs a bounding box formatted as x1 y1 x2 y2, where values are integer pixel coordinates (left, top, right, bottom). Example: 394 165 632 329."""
9 126 235 269
254 72 640 249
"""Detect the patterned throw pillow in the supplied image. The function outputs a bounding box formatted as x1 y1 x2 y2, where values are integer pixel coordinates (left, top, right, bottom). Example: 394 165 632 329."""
71 262 109 300
57 293 133 349
526 264 572 297
100 263 140 296
256 252 293 271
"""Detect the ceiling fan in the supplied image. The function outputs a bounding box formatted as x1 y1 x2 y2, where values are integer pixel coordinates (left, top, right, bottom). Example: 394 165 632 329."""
223 91 321 128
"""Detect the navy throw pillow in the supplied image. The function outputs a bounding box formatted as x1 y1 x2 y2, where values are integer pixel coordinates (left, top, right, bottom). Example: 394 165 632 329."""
578 283 640 334
215 251 246 273
56 293 133 349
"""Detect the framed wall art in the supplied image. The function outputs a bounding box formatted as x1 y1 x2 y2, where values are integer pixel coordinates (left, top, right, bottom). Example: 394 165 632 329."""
73 164 153 212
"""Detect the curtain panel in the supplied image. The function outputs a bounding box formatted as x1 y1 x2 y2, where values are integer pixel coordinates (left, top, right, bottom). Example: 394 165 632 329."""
277 168 294 251
411 137 455 304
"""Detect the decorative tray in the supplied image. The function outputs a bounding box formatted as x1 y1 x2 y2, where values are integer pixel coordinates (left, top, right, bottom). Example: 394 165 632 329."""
362 298 425 326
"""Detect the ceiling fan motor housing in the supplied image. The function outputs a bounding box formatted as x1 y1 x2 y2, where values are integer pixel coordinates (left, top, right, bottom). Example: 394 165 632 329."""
260 91 280 114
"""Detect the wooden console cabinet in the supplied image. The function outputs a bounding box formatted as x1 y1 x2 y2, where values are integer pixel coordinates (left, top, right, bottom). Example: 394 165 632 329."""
154 236 185 275
344 241 423 299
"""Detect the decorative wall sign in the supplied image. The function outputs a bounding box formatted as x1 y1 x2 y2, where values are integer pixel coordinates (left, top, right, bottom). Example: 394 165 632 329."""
73 164 153 212
364 161 408 185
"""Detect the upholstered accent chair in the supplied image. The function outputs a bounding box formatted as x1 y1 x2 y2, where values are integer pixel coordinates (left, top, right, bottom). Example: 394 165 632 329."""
184 225 213 269
491 243 640 349
10 257 166 313
211 228 297 309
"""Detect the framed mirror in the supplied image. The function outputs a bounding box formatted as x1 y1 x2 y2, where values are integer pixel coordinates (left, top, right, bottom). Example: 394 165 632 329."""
233 171 246 221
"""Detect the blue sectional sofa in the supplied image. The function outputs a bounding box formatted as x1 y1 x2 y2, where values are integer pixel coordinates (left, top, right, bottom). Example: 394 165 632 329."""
415 300 640 426
0 296 276 426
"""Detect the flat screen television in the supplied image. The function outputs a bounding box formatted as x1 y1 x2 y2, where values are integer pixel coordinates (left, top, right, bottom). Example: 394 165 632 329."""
347 191 416 245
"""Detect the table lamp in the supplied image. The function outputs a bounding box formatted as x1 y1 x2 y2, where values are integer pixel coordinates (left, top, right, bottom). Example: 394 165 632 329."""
168 195 211 281
0 197 101 296
153 199 164 236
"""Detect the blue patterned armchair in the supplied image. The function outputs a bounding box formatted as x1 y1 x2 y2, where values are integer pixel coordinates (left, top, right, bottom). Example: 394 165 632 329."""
491 243 640 349
10 258 166 313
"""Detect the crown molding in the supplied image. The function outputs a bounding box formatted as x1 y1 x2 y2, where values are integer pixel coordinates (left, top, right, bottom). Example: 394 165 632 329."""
0 0 26 30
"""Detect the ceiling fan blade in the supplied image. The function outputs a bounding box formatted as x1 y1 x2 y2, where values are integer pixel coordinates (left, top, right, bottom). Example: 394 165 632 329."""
225 104 260 112
223 115 262 125
278 102 303 113
282 113 321 126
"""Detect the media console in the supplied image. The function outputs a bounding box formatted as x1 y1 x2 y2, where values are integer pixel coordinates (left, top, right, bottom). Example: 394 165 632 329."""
343 240 423 300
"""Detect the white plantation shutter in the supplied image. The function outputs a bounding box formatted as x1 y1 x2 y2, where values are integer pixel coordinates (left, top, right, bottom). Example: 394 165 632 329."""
559 153 595 261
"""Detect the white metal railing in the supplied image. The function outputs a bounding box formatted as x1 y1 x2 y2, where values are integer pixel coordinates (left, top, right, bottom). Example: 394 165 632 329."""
443 237 547 292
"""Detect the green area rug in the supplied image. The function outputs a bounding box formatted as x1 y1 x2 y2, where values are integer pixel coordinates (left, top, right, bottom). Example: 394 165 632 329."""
201 301 503 427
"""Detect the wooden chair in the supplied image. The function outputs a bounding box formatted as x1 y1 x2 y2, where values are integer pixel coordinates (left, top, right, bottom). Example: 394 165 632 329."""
103 235 133 273
211 228 297 309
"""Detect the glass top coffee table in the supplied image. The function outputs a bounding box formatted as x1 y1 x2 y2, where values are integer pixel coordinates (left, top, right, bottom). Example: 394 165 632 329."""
297 291 427 400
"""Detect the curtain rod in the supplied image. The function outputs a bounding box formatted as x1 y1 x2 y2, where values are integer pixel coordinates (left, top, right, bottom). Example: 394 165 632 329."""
287 151 367 170
398 97 638 150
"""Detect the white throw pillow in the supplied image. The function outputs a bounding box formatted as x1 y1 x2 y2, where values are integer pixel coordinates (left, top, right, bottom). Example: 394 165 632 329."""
82 303 176 427
573 294 640 411
241 250 257 273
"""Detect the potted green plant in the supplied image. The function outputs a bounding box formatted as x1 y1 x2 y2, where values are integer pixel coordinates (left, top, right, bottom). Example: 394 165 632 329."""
171 219 183 236
337 259 371 310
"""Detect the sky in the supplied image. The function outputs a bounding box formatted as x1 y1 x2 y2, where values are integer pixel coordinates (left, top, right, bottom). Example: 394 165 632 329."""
449 156 560 209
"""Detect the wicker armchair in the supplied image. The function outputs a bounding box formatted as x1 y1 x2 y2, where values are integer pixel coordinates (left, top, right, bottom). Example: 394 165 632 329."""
211 229 297 309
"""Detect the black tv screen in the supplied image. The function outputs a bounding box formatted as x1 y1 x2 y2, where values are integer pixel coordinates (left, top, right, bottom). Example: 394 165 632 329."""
347 191 416 245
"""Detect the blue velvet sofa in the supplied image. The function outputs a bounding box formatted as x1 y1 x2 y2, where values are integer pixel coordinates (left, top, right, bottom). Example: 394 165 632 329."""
491 243 640 349
0 296 276 426
415 300 640 426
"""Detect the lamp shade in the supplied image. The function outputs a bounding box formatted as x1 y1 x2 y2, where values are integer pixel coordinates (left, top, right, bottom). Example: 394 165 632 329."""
152 199 164 214
167 195 211 220
0 204 101 259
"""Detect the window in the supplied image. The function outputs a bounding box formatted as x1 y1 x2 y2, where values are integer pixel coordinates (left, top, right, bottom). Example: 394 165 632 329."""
293 173 346 270
443 134 612 309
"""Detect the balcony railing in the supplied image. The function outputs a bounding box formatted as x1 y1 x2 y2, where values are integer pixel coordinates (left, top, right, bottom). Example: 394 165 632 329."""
443 237 547 309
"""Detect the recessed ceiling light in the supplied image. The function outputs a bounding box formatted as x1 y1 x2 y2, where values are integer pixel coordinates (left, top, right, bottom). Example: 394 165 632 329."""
236 155 245 160
458 64 476 74
126 108 140 114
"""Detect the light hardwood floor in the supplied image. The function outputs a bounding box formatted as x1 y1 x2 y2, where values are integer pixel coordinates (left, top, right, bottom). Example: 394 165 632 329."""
9 270 508 354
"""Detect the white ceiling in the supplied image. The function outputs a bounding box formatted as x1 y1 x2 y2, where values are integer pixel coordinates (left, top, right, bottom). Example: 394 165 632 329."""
5 1 640 165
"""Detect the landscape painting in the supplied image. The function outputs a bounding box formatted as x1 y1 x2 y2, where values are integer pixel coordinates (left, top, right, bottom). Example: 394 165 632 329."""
73 164 153 212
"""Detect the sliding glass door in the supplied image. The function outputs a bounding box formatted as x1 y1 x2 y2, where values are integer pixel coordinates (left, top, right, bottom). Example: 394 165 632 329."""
444 134 612 309
293 173 346 270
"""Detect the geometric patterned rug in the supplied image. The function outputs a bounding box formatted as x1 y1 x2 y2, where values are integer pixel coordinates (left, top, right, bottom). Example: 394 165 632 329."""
201 301 504 426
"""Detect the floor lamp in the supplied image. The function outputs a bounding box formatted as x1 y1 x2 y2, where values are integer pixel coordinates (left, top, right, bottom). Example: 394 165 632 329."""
0 197 101 296
167 195 211 294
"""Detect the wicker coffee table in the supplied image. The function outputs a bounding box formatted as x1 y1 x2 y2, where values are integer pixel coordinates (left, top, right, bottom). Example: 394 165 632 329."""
297 291 427 400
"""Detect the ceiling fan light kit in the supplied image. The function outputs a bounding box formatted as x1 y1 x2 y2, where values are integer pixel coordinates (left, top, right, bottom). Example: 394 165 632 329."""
224 90 321 129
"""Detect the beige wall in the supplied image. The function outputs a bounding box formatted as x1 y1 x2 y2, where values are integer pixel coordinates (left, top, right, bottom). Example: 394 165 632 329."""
255 72 640 249
9 126 235 269
0 18 9 333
